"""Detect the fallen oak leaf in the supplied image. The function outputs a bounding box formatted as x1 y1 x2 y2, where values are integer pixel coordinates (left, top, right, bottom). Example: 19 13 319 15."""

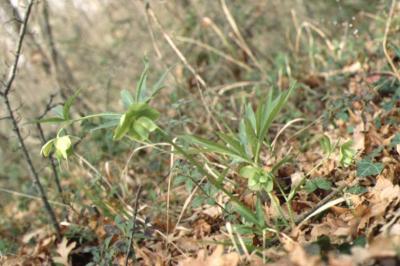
53 237 76 266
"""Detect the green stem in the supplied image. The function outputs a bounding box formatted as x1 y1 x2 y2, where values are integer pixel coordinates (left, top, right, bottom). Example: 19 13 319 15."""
254 142 261 164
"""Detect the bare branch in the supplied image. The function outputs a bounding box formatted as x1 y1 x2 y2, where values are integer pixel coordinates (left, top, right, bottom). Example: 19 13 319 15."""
2 0 33 96
0 0 61 238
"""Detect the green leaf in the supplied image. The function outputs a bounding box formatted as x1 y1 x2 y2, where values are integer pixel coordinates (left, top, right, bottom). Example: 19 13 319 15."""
232 202 259 226
240 165 258 179
52 105 64 119
120 89 134 109
304 178 332 193
135 62 149 103
63 89 81 121
130 116 158 141
186 135 245 161
245 103 256 130
135 116 158 132
113 103 159 140
217 132 248 159
245 168 274 192
304 180 318 193
255 198 266 228
339 141 355 167
149 67 171 101
40 139 54 157
263 178 274 192
54 135 72 160
113 113 130 140
319 135 332 154
356 160 384 177
346 185 368 195
314 178 332 190
256 83 295 143
243 118 257 157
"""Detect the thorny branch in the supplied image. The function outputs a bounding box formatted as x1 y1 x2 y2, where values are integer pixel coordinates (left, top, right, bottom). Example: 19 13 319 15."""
0 0 61 238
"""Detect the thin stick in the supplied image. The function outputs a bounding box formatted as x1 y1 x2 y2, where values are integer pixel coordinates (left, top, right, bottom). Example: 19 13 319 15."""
145 4 207 88
166 138 176 242
175 36 252 72
145 2 223 132
124 185 143 266
383 0 400 82
0 0 61 238
220 0 265 75
294 183 347 225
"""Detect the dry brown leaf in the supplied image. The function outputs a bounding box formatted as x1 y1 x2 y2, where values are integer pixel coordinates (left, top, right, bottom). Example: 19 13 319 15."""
352 122 365 152
282 238 321 266
178 246 240 266
193 218 212 238
53 238 76 266
291 172 304 188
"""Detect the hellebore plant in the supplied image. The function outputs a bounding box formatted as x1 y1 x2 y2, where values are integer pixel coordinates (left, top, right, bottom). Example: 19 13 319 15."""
40 62 297 239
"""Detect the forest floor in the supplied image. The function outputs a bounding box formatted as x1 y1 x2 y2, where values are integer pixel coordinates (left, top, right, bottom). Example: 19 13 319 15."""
1 1 400 266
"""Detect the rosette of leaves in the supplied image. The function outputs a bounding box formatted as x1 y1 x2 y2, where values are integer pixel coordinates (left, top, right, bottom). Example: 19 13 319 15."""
112 61 169 141
113 103 159 141
239 165 274 192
